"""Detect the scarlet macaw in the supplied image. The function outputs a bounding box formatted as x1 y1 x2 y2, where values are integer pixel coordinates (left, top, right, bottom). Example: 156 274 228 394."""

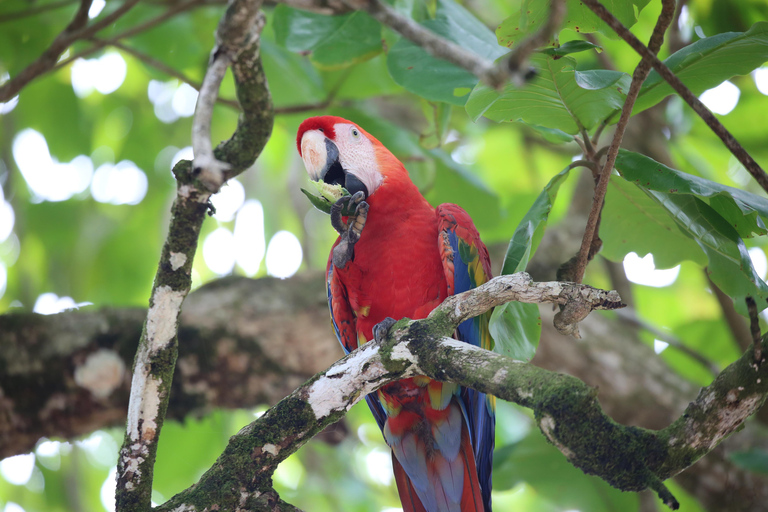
297 116 495 512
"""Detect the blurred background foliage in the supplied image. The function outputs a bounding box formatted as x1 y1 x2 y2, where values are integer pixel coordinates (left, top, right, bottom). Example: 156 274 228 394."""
1 0 767 511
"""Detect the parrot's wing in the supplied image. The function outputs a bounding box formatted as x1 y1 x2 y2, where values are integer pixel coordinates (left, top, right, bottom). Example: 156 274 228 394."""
326 249 388 429
437 203 496 511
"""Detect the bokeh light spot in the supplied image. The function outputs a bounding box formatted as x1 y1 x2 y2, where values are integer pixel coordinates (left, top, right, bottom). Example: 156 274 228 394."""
211 179 245 222
699 80 740 115
234 200 266 276
266 231 302 279
203 228 236 275
0 453 35 486
623 253 680 287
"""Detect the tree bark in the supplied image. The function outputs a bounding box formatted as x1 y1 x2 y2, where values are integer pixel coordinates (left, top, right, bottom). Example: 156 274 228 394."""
2 272 767 510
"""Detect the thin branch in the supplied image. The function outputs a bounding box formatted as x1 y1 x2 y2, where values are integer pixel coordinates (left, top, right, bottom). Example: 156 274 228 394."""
747 297 764 364
582 0 768 195
0 0 143 102
349 0 507 88
569 0 675 284
707 272 753 352
616 308 719 376
504 0 566 83
52 0 211 73
0 0 77 24
95 38 242 110
115 0 273 509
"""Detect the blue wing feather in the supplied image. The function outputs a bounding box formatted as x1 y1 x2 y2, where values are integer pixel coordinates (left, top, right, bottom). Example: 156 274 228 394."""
438 205 496 512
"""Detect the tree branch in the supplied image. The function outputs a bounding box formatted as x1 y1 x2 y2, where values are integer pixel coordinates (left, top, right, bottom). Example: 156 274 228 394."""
115 0 273 509
153 272 623 511
0 0 143 102
347 0 508 88
581 0 768 195
150 270 768 511
566 0 675 284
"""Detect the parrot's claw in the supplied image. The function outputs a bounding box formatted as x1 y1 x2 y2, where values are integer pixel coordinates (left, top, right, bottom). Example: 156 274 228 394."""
330 191 366 235
331 194 369 269
373 317 397 344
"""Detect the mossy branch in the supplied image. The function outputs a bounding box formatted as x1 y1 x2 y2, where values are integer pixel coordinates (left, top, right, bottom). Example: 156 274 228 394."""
155 273 625 511
157 273 768 511
115 0 273 510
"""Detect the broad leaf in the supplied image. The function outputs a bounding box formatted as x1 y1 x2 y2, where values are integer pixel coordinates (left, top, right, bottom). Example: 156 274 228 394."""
489 167 573 362
493 432 638 511
497 0 651 49
272 5 382 67
632 21 768 114
601 176 707 268
386 0 508 105
466 54 631 133
615 150 768 238
501 166 573 274
647 191 768 311
731 450 768 475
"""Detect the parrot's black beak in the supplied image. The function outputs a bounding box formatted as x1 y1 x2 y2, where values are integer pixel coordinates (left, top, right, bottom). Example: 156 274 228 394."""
317 139 369 199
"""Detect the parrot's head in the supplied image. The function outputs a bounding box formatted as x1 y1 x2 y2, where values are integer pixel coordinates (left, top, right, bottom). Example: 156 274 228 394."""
297 116 405 201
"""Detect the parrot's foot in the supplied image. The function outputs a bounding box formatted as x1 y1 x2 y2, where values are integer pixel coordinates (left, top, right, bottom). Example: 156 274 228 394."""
332 193 369 269
330 191 366 235
373 317 397 344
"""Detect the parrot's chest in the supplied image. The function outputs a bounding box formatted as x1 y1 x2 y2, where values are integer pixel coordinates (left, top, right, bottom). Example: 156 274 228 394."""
336 211 447 341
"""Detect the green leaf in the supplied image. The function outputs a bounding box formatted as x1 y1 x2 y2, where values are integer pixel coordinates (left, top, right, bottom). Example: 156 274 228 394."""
496 0 651 49
493 431 638 511
633 21 768 114
424 148 502 230
488 167 573 362
501 166 573 274
386 0 508 105
647 191 768 311
731 450 768 475
272 5 382 68
489 301 541 361
601 176 707 268
466 54 631 133
615 150 768 238
539 40 601 57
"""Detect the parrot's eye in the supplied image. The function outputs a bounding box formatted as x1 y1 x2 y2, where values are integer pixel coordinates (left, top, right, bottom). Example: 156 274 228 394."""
350 127 360 138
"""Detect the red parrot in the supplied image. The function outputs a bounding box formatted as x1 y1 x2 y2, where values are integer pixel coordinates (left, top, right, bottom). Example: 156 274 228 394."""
297 116 495 512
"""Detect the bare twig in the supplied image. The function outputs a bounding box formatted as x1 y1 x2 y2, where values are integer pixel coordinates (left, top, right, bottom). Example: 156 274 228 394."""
52 0 210 74
0 0 77 24
747 297 764 364
582 0 768 194
95 38 242 110
349 0 506 88
707 273 753 352
504 0 566 83
570 0 675 283
616 308 719 376
115 0 273 509
0 0 143 102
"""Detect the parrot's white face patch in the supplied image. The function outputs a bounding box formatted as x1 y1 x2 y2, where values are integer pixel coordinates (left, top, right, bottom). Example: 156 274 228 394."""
333 123 383 196
299 124 383 197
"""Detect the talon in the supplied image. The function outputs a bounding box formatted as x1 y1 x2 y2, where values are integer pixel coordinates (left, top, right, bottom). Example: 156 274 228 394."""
330 196 348 235
373 317 397 343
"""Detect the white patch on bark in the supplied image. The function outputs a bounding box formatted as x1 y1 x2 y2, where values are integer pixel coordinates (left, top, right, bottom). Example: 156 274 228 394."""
146 285 186 352
171 504 197 512
169 252 187 271
126 356 163 442
517 388 533 400
307 344 387 418
390 343 418 363
74 349 126 398
540 415 575 459
262 443 278 456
